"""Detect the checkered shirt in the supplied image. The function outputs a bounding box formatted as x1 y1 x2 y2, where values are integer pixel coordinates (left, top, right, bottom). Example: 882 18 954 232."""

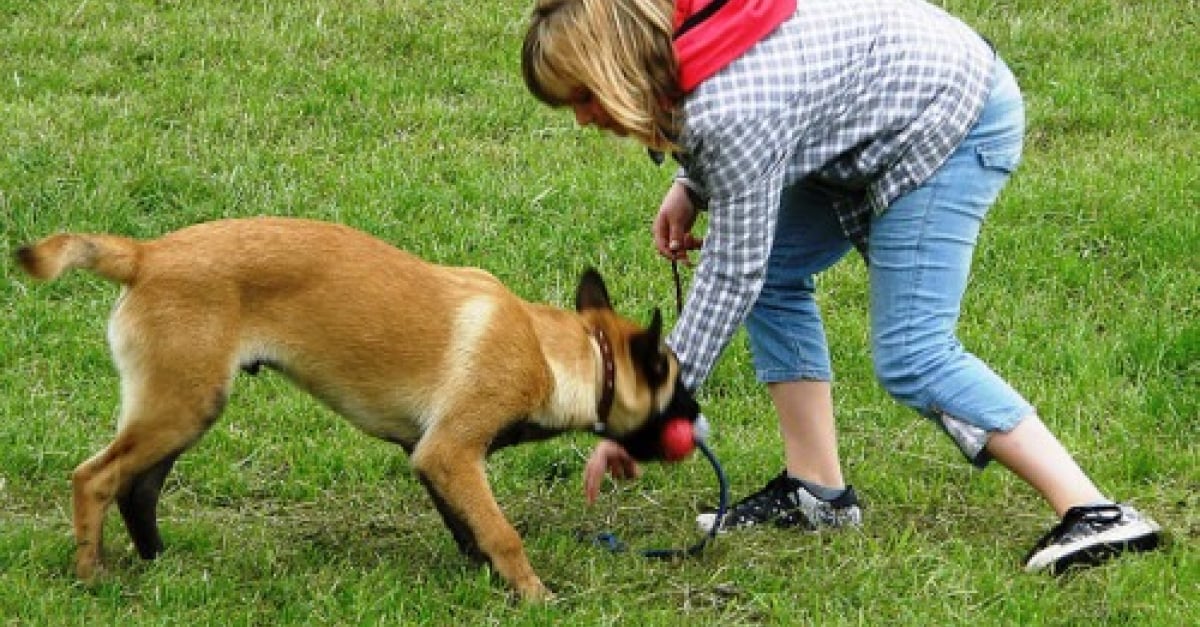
667 0 997 390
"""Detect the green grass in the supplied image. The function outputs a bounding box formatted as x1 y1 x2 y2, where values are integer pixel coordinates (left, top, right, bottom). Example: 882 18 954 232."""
1 0 1196 623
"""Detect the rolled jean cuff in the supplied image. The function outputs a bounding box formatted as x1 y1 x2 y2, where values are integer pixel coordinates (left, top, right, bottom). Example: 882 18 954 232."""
933 405 1031 469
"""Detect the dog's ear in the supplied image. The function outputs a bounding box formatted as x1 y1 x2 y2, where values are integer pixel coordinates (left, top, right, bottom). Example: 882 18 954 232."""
644 307 663 343
575 268 612 312
631 308 670 386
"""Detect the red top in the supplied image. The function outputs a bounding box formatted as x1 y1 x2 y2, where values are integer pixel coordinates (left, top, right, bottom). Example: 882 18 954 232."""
674 0 797 92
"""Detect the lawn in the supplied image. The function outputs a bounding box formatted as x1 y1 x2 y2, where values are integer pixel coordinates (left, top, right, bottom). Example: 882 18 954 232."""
1 0 1196 624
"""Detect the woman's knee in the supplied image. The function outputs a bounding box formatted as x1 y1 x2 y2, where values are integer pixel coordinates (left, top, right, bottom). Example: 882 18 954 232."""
870 336 958 409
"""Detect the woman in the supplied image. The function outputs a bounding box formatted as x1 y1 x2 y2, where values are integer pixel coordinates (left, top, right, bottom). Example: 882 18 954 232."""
521 0 1161 574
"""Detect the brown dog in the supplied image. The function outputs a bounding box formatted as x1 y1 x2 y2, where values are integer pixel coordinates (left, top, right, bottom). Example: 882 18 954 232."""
16 217 699 601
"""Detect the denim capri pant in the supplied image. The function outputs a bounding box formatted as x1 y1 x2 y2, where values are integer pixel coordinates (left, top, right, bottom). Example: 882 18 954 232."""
745 57 1034 467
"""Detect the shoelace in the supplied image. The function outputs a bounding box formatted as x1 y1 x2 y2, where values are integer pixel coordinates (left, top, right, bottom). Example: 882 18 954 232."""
1027 503 1122 556
722 473 795 523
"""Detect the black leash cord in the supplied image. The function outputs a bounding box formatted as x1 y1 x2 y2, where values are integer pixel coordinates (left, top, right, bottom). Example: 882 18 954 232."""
641 438 729 559
589 259 728 559
643 259 729 558
671 258 685 316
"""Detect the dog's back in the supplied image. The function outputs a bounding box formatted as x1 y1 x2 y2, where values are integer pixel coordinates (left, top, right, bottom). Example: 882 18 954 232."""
17 217 556 444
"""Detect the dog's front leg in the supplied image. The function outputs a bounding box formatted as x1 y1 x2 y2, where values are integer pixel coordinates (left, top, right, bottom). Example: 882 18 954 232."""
411 438 551 602
418 475 485 563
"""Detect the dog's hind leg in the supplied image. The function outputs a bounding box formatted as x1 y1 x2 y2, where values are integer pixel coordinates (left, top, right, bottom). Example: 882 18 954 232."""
116 450 182 559
73 365 231 582
115 382 229 560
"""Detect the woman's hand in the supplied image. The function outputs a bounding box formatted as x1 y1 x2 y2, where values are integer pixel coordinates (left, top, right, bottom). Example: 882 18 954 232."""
652 180 703 265
583 440 642 504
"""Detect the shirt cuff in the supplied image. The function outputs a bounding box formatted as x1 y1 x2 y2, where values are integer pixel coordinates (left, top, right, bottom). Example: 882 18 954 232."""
674 176 709 211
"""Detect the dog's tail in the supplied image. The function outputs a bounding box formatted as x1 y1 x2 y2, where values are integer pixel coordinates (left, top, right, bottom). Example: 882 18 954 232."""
16 233 140 284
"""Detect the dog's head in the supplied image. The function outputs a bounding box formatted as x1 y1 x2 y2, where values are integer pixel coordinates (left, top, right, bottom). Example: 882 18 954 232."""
576 269 701 462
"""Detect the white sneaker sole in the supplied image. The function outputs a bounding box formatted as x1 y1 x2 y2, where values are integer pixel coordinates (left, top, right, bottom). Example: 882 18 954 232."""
695 509 863 534
1024 517 1161 572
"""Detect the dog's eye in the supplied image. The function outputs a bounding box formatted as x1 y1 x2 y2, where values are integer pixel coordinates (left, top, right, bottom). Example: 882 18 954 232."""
647 353 669 385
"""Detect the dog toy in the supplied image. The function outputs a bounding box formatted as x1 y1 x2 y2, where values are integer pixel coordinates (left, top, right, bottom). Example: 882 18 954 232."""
660 417 695 461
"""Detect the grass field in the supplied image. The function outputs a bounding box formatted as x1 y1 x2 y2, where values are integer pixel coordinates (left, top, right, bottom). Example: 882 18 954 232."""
1 0 1196 624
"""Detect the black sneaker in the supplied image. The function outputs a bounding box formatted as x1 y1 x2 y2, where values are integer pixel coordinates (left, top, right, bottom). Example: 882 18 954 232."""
1023 503 1162 574
696 470 862 533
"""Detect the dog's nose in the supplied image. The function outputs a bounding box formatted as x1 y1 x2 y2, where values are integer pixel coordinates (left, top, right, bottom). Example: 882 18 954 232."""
665 386 701 422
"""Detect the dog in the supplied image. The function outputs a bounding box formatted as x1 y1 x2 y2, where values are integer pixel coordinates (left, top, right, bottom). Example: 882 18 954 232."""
15 216 700 601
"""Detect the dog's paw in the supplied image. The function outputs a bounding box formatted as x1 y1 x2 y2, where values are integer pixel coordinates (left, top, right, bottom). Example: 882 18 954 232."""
516 577 555 603
74 559 106 586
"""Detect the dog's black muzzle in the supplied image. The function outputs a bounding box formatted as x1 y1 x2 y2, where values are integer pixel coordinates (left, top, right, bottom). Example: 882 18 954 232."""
607 382 701 462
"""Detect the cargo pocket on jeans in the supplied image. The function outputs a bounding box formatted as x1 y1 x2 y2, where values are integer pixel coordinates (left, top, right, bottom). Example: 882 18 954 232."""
976 141 1022 174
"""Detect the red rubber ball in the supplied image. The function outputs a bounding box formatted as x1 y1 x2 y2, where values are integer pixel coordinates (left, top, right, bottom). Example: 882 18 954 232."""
660 418 695 462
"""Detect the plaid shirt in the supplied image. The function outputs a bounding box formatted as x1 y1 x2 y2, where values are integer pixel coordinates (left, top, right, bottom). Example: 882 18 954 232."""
667 0 996 390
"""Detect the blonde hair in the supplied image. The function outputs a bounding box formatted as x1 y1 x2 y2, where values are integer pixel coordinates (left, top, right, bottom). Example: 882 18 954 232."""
522 0 682 152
